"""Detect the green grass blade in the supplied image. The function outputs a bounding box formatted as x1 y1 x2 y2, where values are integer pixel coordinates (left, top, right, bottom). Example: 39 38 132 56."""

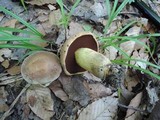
105 0 111 16
113 0 133 18
20 0 27 11
0 6 43 36
112 45 130 58
0 31 13 36
0 44 43 50
56 0 65 17
0 36 42 41
100 33 160 42
112 60 160 80
115 20 137 36
69 0 81 17
0 27 36 35
104 0 118 33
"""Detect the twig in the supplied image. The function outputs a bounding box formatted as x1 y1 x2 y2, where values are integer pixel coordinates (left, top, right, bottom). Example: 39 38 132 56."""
118 103 147 113
0 75 23 85
0 83 31 120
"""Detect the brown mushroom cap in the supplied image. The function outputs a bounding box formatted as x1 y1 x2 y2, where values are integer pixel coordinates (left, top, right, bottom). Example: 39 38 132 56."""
60 32 99 75
21 51 62 85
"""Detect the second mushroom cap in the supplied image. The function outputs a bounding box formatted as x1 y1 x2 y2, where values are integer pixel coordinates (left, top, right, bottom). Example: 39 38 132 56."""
21 51 62 86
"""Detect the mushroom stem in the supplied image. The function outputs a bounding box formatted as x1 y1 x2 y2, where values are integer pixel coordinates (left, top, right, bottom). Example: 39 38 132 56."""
75 48 111 79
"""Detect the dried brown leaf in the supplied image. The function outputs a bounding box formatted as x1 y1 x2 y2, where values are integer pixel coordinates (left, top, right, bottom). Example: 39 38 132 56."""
49 80 69 101
77 96 118 120
26 86 54 120
125 26 141 36
125 92 143 120
120 41 135 57
1 60 9 68
7 65 21 75
86 82 112 99
59 74 90 106
49 9 62 26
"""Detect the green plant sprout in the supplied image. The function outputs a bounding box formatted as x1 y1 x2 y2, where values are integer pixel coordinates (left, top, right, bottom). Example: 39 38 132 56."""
20 0 27 11
56 0 81 29
104 0 135 33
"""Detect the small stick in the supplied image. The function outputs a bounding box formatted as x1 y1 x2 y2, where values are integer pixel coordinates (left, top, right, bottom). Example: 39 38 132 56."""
0 83 31 120
118 103 146 113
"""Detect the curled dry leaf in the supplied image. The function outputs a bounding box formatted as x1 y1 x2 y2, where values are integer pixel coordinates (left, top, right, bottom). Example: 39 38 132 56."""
49 80 69 101
104 46 118 60
120 41 135 57
125 26 141 36
49 9 62 26
85 82 112 100
125 92 143 120
83 71 101 82
0 87 9 112
77 96 118 120
7 65 21 75
1 60 9 69
0 48 12 62
59 74 90 106
26 86 54 120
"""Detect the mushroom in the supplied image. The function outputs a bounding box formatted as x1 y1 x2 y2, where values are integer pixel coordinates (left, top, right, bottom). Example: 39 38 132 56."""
60 32 111 79
21 51 62 86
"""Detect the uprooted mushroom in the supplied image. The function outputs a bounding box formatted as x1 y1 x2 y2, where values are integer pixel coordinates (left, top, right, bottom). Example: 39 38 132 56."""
60 32 111 79
21 51 62 86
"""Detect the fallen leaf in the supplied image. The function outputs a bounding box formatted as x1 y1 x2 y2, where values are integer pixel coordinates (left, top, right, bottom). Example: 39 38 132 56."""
85 82 112 99
23 104 31 119
49 80 69 101
125 70 140 91
48 4 56 11
83 71 101 82
77 96 118 120
125 92 143 120
125 26 141 36
0 87 9 112
59 74 90 106
49 9 62 26
26 85 54 120
68 21 84 37
7 65 21 75
120 41 135 57
131 49 148 69
25 0 56 6
148 99 160 120
3 19 17 28
146 81 159 105
0 48 12 60
90 2 107 17
104 46 118 60
37 14 49 22
1 60 9 68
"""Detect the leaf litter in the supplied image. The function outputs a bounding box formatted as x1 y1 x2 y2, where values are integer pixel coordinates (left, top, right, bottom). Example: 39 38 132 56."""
0 0 160 120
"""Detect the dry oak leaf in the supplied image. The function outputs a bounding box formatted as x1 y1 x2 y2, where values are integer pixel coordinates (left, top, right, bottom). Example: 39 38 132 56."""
125 92 143 120
49 80 69 101
59 74 90 106
26 86 54 120
86 83 112 99
77 96 118 120
7 65 21 75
